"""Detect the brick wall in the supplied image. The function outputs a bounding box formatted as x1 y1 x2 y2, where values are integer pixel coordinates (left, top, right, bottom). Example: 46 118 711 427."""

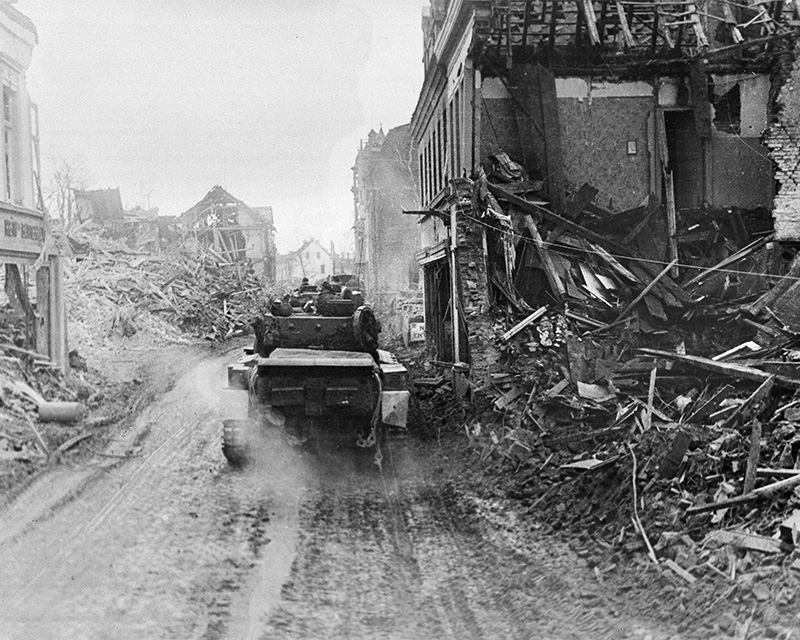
453 180 501 385
765 45 800 241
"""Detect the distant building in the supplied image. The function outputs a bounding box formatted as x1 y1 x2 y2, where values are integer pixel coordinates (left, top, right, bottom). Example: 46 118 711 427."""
74 188 124 224
276 238 334 284
334 251 355 276
180 185 276 280
352 125 419 310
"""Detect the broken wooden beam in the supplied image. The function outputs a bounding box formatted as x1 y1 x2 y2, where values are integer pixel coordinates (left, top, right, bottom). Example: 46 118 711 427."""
494 386 524 410
757 468 800 479
722 375 775 429
490 184 691 305
565 310 609 330
704 530 784 554
663 558 697 584
684 233 774 290
589 243 641 284
711 341 762 362
746 251 800 316
644 367 657 431
489 184 628 254
615 0 636 47
743 419 762 494
638 348 800 388
616 259 679 323
686 472 800 515
500 306 548 342
522 215 566 302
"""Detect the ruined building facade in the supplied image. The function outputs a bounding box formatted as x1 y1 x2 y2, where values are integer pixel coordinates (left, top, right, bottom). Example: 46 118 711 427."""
180 185 277 281
410 0 800 381
0 2 67 368
352 125 421 320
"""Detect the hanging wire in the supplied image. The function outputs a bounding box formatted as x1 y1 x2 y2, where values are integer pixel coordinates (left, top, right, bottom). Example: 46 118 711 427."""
459 209 800 284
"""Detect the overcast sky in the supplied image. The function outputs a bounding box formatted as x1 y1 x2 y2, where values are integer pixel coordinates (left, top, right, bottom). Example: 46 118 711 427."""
20 0 425 253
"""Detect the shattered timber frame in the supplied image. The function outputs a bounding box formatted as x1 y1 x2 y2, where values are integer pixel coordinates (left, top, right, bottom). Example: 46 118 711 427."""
477 0 795 67
410 0 800 380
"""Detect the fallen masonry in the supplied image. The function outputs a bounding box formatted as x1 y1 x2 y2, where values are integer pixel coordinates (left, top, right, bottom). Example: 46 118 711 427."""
408 166 800 632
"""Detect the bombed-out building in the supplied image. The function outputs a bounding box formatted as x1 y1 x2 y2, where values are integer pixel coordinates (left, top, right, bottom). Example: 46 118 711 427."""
410 0 800 383
180 185 277 280
352 125 421 327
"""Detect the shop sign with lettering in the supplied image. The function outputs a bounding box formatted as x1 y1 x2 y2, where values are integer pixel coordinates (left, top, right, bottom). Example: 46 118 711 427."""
0 207 45 257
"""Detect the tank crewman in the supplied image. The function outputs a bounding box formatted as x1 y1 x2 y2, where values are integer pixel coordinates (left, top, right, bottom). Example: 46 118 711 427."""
315 280 335 315
299 277 316 293
270 293 293 317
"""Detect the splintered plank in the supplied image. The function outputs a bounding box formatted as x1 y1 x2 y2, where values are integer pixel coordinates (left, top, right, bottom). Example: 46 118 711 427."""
579 0 601 44
616 259 678 322
703 530 783 554
684 233 774 289
615 0 636 47
523 215 565 302
687 472 800 515
639 348 800 387
500 306 548 342
722 376 775 430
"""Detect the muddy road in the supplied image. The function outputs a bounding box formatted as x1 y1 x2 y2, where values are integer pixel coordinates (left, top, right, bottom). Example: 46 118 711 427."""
0 353 674 640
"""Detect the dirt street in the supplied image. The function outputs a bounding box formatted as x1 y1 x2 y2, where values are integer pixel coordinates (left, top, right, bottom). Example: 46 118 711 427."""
0 351 677 640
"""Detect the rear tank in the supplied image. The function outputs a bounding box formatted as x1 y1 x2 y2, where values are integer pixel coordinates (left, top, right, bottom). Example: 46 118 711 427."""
220 297 408 467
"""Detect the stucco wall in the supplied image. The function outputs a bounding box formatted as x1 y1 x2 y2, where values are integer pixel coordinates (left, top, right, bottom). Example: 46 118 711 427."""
479 77 527 167
709 137 773 209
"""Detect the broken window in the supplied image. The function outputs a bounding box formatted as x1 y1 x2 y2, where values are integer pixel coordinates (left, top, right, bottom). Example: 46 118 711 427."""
712 83 741 135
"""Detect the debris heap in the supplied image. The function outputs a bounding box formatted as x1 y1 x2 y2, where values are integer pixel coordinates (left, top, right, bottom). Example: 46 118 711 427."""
66 228 273 346
422 163 800 617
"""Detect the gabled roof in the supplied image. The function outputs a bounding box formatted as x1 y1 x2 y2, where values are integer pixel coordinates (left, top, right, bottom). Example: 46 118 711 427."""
181 184 272 228
181 185 244 220
290 238 330 258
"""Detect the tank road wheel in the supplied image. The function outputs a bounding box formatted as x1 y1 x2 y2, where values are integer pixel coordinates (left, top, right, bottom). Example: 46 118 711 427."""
222 419 250 467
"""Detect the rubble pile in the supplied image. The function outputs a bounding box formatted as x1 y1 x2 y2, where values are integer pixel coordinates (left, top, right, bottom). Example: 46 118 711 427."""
421 165 800 619
0 318 111 493
66 228 273 346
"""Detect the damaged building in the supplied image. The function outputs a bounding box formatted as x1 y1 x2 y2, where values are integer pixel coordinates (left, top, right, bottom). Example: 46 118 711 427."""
180 185 277 281
0 2 67 369
352 125 422 327
73 188 162 253
410 0 800 382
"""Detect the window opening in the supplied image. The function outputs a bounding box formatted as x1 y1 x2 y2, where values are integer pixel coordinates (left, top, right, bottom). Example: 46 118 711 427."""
713 83 741 135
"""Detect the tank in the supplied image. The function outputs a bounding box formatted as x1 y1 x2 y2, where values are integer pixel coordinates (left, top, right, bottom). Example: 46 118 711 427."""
220 290 408 467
